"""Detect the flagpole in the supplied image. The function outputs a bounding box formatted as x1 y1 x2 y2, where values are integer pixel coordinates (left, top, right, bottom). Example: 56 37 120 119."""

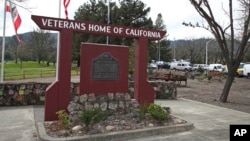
56 0 61 81
1 0 7 82
106 0 110 45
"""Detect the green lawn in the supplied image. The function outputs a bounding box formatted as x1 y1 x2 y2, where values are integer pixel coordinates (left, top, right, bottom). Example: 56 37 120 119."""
1 61 79 80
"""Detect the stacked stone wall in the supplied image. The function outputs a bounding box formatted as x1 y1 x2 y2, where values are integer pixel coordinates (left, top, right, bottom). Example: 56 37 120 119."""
0 83 49 106
0 81 177 106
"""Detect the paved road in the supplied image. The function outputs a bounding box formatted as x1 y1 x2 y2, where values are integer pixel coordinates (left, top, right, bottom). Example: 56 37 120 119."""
0 98 249 141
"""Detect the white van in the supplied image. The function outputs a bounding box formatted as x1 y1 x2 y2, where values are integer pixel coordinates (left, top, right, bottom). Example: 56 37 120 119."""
170 61 192 71
243 64 250 78
208 64 224 72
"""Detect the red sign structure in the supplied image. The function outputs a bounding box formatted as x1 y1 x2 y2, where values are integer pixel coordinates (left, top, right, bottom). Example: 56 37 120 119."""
80 43 129 94
32 15 166 121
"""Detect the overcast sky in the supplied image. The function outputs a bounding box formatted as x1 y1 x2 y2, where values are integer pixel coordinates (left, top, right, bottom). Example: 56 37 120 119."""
0 0 238 40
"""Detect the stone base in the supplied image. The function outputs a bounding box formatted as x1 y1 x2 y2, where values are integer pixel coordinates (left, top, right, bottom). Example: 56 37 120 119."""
67 93 138 124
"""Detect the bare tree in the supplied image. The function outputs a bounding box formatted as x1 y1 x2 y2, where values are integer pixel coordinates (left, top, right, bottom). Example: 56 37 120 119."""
173 39 208 64
185 0 250 102
29 29 56 64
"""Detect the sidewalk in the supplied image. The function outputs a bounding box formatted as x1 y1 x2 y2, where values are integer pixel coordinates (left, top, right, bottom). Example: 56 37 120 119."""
0 98 249 141
0 106 38 141
133 98 250 141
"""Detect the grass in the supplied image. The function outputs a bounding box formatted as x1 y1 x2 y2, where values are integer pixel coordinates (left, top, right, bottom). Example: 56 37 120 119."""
1 61 79 80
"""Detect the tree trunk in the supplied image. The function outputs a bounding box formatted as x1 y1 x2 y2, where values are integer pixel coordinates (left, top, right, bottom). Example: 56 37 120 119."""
219 73 234 102
77 58 80 67
15 51 18 64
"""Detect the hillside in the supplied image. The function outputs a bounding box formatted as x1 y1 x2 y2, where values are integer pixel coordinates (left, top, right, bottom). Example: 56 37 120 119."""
0 32 58 46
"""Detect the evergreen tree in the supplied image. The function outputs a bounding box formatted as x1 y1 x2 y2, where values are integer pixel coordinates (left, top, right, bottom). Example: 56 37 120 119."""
72 0 153 67
149 13 171 62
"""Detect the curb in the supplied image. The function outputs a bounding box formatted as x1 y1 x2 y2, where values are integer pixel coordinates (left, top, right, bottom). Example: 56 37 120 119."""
36 121 194 141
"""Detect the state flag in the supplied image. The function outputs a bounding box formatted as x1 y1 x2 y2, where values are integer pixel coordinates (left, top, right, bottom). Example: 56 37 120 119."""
6 0 22 43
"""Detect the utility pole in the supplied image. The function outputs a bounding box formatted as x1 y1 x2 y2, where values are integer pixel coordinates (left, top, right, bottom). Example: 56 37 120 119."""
158 40 161 61
206 39 213 67
173 38 176 60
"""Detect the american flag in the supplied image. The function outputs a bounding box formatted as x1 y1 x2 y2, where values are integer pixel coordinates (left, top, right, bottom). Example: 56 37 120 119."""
63 0 70 19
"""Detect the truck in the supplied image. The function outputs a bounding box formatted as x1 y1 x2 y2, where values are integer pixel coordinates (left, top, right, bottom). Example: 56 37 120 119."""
243 64 250 78
236 63 245 77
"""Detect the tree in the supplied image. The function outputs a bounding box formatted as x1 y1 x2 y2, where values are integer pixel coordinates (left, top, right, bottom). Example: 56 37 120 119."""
187 0 250 102
16 44 33 61
155 13 166 31
150 13 171 62
5 35 20 63
4 52 13 61
244 49 250 62
29 29 56 64
73 0 114 67
73 0 153 67
158 39 172 62
172 39 205 63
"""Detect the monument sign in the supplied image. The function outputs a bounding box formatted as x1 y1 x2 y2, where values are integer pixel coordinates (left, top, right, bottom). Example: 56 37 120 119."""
32 15 166 121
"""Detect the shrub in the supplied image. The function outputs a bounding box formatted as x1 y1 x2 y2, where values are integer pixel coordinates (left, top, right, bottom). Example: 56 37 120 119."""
147 103 170 121
79 108 107 130
197 67 205 73
207 73 212 80
138 104 149 119
55 110 71 129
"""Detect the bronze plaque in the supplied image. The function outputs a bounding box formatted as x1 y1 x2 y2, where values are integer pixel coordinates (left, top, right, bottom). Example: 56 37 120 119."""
92 53 119 80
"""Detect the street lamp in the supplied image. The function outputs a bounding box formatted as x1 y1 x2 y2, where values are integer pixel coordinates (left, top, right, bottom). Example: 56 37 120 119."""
205 39 213 67
173 38 176 60
158 40 161 61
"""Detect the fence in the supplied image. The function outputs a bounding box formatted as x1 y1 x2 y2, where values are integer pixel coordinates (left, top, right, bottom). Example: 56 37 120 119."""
3 69 80 80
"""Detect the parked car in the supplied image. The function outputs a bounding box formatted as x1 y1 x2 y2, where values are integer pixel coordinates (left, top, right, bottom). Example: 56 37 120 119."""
208 64 224 72
192 64 199 71
157 62 170 69
192 64 207 71
149 60 157 69
243 64 250 78
203 65 209 70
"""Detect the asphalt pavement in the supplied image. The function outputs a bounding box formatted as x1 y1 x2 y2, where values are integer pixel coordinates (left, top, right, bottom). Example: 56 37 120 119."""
0 98 249 141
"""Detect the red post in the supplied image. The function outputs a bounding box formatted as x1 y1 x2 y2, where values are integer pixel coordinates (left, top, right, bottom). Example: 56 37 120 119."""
134 37 155 105
44 30 73 121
